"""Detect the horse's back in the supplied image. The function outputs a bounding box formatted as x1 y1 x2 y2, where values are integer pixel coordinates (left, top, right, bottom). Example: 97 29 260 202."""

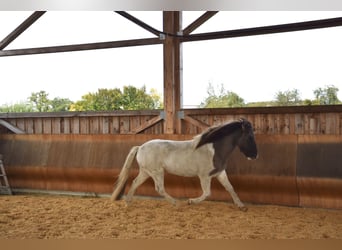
137 139 192 160
136 139 214 177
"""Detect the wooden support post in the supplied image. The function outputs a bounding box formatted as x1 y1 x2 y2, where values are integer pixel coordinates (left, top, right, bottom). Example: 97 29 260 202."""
163 11 183 134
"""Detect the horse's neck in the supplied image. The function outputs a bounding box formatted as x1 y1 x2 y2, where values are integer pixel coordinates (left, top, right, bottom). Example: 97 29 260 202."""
214 130 241 157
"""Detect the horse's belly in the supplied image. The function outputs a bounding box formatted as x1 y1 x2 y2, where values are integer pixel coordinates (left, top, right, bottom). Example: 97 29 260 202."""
163 164 198 177
163 152 212 177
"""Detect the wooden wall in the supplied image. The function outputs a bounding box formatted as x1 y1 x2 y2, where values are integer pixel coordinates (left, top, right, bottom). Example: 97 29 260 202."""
181 106 342 135
1 106 342 209
0 110 163 135
1 105 342 135
1 133 341 209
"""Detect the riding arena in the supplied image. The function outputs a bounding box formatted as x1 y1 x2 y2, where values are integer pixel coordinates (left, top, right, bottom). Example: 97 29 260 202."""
1 12 342 239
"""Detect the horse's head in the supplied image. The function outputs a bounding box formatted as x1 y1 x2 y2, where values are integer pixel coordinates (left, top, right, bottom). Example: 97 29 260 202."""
237 118 258 160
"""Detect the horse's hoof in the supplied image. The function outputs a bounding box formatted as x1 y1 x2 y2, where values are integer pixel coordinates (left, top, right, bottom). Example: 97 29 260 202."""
188 199 193 205
124 198 132 207
174 200 183 208
239 206 248 212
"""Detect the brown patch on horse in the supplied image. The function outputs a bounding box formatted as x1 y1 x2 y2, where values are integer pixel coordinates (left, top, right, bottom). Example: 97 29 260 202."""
195 120 247 176
195 121 242 149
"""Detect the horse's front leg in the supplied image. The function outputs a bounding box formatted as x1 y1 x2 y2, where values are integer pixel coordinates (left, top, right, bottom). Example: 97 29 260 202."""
216 171 247 211
188 176 211 205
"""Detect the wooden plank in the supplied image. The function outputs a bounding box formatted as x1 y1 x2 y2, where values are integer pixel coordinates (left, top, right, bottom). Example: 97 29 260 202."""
110 117 120 134
253 114 262 134
259 114 267 134
303 114 309 135
268 114 274 134
131 115 163 134
130 116 140 133
274 114 280 134
63 117 71 134
71 117 80 134
325 113 336 134
0 119 25 134
52 118 61 134
282 114 290 134
309 117 317 135
119 117 130 134
100 117 109 134
15 118 25 132
25 119 34 134
89 117 99 134
80 117 89 134
43 118 52 134
193 115 210 134
34 118 43 134
318 114 323 134
182 115 210 131
289 114 295 134
295 114 304 135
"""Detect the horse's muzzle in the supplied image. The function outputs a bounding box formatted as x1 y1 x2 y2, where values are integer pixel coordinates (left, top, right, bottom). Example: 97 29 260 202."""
247 154 258 160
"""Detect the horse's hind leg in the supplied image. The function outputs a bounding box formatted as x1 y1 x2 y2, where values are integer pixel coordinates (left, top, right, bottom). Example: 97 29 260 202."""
125 170 149 205
188 176 211 205
216 171 247 211
151 172 177 205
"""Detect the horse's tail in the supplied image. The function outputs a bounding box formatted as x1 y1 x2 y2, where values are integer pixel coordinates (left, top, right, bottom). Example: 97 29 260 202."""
110 146 139 201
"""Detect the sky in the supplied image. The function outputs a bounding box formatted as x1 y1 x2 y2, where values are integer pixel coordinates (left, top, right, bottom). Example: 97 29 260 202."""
1 11 342 108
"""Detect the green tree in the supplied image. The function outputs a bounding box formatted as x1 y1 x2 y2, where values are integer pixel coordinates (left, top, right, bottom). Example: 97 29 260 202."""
28 91 73 112
50 97 73 111
94 88 122 110
274 89 301 106
71 93 96 111
150 88 163 109
71 85 162 111
29 91 51 112
122 85 158 110
313 85 340 105
0 102 34 112
200 83 245 108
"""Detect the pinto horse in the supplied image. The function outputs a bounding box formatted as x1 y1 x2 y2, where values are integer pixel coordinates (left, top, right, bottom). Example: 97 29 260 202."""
111 118 258 211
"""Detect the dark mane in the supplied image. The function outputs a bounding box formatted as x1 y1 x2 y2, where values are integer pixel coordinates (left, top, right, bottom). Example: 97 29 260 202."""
195 120 243 149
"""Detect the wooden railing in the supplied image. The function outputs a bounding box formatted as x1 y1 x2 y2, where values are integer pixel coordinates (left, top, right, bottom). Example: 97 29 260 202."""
1 105 342 135
0 110 163 135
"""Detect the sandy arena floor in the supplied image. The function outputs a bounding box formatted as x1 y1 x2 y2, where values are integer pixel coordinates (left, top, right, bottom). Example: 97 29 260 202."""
0 195 341 239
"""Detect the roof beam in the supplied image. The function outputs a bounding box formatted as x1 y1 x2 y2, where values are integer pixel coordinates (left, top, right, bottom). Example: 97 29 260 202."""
183 11 218 35
181 17 342 42
0 11 46 50
1 14 342 57
0 37 162 57
115 11 161 37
